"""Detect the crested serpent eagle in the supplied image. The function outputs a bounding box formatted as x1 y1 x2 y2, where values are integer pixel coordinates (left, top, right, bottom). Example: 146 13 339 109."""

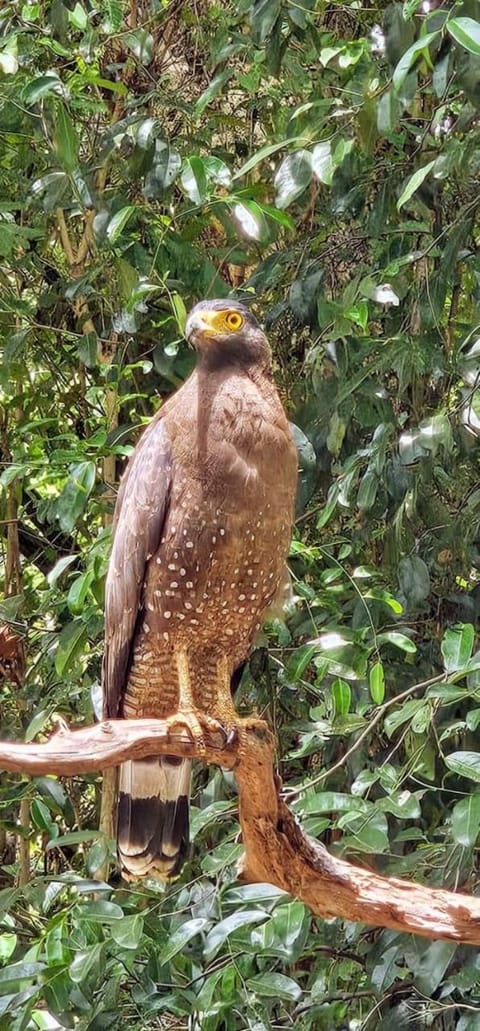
103 299 298 880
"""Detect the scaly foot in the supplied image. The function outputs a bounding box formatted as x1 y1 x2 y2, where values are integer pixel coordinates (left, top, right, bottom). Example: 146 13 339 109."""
166 708 229 754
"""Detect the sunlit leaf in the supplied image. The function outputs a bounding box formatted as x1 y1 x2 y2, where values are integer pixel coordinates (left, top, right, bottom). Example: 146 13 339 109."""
397 161 435 210
332 677 351 715
181 157 207 204
203 911 268 960
451 794 480 846
369 661 385 704
125 28 154 65
233 137 303 180
311 140 333 184
106 206 137 243
392 31 440 91
247 972 302 1002
441 623 474 674
445 752 480 783
22 74 67 104
274 151 312 208
158 918 209 964
447 17 480 56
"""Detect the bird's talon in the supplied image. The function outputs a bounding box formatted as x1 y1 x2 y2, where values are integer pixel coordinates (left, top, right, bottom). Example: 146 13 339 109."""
226 727 239 747
55 716 71 734
166 711 206 751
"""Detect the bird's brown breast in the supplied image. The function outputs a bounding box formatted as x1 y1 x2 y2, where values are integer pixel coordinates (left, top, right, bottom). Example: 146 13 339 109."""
122 365 297 719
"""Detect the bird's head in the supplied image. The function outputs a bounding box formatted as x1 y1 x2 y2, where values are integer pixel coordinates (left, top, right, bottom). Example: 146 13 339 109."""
185 299 271 371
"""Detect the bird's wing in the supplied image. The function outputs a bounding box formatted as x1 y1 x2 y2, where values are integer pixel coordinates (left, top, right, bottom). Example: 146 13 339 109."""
102 415 173 718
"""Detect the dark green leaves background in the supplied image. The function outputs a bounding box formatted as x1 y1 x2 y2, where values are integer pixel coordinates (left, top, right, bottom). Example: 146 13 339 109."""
0 0 479 1028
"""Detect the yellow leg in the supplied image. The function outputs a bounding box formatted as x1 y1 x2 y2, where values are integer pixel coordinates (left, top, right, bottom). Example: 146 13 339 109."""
175 649 196 709
169 648 228 750
214 655 239 726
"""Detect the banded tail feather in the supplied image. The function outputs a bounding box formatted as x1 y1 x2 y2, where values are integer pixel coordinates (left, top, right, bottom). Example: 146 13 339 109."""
117 756 191 880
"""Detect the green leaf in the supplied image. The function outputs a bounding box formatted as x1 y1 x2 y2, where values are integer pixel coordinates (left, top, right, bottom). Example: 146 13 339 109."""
46 829 106 849
0 961 45 991
24 709 51 742
285 644 318 683
78 331 98 367
75 901 124 921
250 900 308 961
251 0 281 44
125 28 154 65
413 940 457 996
233 137 303 180
311 140 333 185
223 883 288 906
110 914 144 949
22 75 67 105
31 799 54 833
274 151 312 208
54 103 79 172
369 661 385 704
195 70 233 118
68 2 87 30
67 569 93 615
247 972 302 1002
377 791 421 819
203 911 268 961
204 157 232 187
106 206 137 243
35 777 66 812
181 157 207 205
398 555 430 609
451 794 480 846
384 699 425 738
338 808 389 852
377 631 417 653
0 934 16 964
54 619 88 676
445 752 480 783
441 623 474 674
357 469 378 510
331 678 351 715
397 161 435 211
447 17 480 56
256 201 295 229
158 918 209 964
316 483 339 529
392 31 440 91
301 791 368 815
56 460 96 532
144 141 182 198
171 293 187 334
69 943 105 985
232 201 268 241
466 707 480 731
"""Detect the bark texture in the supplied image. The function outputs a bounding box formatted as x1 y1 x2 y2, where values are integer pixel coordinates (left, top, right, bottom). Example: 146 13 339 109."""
1 716 479 943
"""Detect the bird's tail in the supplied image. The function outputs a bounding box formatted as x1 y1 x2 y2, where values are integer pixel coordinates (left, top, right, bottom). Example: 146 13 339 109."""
117 756 191 880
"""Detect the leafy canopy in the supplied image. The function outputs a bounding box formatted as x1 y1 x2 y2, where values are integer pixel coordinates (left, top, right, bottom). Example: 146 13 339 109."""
0 0 479 1028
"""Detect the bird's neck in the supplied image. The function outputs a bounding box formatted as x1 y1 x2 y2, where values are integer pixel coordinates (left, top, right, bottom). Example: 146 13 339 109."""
195 330 272 376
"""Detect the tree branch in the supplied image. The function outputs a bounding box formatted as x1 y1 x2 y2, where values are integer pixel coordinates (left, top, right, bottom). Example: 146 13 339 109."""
1 716 479 944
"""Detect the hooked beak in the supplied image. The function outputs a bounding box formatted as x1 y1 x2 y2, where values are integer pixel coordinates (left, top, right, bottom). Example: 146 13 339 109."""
185 309 217 345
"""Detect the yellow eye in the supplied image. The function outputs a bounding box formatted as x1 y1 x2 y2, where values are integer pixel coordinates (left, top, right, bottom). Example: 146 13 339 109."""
225 311 243 331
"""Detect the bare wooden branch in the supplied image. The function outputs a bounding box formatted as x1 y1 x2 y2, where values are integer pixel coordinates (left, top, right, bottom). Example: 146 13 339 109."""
2 717 480 944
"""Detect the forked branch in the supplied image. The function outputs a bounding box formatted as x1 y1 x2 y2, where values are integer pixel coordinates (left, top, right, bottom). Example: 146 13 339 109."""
1 717 479 943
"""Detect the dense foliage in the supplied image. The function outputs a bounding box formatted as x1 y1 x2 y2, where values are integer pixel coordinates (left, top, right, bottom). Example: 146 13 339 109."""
0 0 479 1027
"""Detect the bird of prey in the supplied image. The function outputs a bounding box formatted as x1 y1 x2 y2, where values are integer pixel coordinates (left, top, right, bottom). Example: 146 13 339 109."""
103 299 298 880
